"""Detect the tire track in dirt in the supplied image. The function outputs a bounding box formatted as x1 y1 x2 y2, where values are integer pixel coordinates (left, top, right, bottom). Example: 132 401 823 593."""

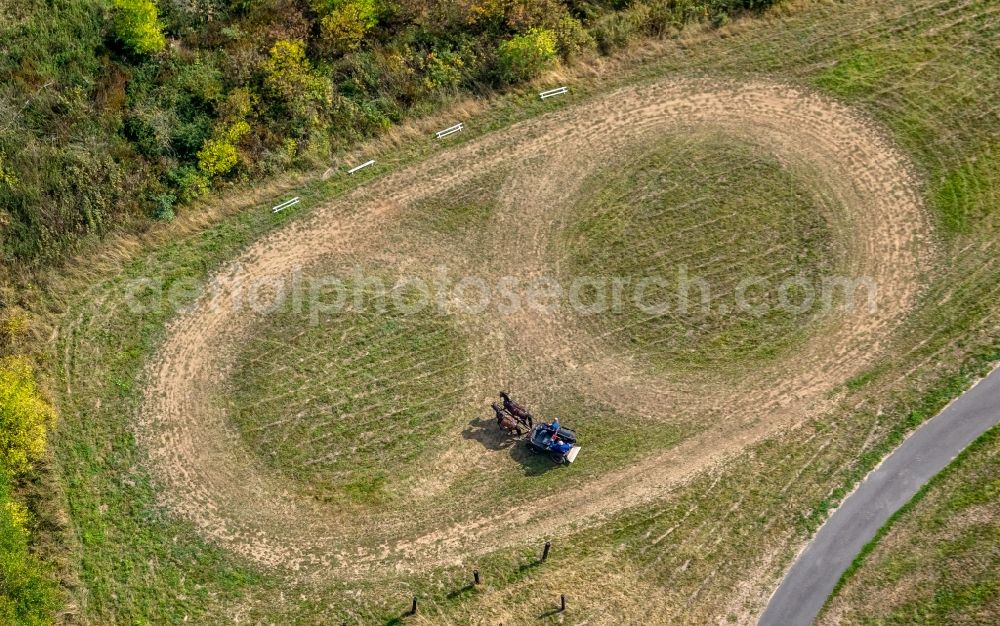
138 79 932 578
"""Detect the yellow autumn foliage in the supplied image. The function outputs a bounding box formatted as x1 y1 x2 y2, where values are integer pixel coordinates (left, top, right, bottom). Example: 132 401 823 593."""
0 357 54 475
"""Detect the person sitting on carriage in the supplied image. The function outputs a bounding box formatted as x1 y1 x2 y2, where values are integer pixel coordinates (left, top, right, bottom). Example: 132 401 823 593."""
550 433 573 457
547 417 560 436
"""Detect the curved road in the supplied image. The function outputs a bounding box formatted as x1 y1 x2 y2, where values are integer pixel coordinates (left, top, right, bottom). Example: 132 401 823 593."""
759 364 1000 626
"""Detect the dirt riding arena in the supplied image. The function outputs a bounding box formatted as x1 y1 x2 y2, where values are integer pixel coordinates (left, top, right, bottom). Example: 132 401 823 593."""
136 77 931 581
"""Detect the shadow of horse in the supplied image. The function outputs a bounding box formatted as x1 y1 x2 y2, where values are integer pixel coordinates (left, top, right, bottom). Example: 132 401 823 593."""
463 416 561 476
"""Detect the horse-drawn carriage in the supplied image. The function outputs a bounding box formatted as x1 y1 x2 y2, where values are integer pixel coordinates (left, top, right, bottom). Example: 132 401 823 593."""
527 422 581 464
492 391 581 464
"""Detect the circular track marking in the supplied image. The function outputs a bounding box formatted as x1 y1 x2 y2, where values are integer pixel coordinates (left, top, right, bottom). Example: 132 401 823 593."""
138 79 933 578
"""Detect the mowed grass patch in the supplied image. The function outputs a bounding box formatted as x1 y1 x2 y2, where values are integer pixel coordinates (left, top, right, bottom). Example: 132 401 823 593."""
933 146 999 235
228 278 470 505
811 35 999 236
403 168 511 237
562 131 837 370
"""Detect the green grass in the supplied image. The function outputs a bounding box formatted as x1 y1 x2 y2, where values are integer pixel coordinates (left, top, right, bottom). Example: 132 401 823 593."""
403 168 510 237
0 463 59 626
228 279 469 504
821 425 1000 624
815 49 906 97
933 146 999 234
564 131 836 370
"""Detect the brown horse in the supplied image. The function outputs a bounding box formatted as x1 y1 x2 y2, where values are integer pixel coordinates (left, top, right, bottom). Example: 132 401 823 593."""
492 402 523 437
499 391 534 428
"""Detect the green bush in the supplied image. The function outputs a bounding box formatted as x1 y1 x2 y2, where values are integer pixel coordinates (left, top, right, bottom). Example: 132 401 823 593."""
112 0 166 55
0 155 16 191
497 27 557 83
317 0 379 55
0 357 54 476
262 40 331 115
553 15 595 61
592 6 649 54
420 48 466 92
168 166 210 203
197 138 239 177
153 193 176 220
197 120 250 177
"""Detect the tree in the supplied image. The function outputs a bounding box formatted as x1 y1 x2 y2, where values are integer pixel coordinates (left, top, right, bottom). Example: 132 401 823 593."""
197 120 250 177
497 28 557 83
112 0 166 55
262 39 331 114
317 0 379 55
553 15 595 61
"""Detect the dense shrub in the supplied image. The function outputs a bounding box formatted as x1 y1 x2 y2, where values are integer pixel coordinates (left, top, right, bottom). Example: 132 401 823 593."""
262 39 331 115
197 120 250 177
153 193 176 220
592 5 649 54
419 48 467 91
0 0 782 270
112 0 166 55
0 357 54 476
469 0 568 34
553 15 595 60
0 339 58 624
197 139 240 176
497 28 558 83
169 166 210 203
0 155 16 191
317 0 380 54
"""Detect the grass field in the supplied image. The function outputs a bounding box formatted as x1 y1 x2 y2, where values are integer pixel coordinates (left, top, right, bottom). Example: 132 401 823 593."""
563 130 837 370
228 278 471 505
402 167 511 239
32 0 1000 623
821 425 999 625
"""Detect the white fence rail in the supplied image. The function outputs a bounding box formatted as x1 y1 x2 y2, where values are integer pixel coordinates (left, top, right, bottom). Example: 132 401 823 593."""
539 86 569 100
273 89 571 215
435 123 464 139
347 159 375 174
271 197 300 213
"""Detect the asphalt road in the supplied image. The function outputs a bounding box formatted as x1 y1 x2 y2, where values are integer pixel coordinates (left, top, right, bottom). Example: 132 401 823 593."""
758 365 1000 626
